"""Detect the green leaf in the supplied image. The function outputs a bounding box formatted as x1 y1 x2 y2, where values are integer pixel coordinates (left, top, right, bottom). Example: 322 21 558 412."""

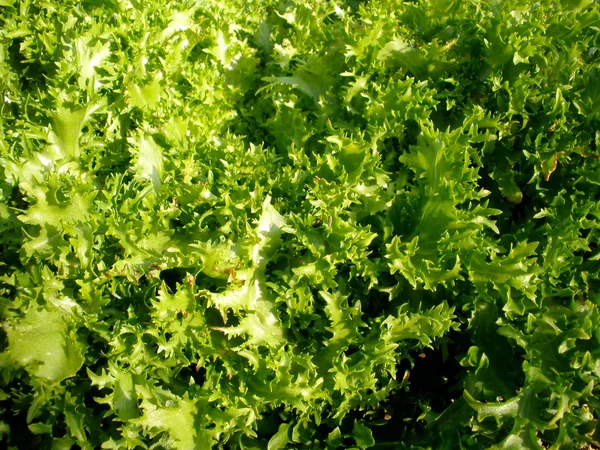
29 422 53 434
49 100 105 160
326 427 343 449
129 132 164 193
50 107 89 160
352 421 375 449
378 37 427 78
463 390 519 421
4 308 83 382
64 402 86 442
134 398 213 449
128 77 162 110
268 422 291 450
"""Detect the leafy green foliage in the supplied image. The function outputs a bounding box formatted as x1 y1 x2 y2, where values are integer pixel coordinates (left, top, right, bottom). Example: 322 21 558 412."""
1 0 599 448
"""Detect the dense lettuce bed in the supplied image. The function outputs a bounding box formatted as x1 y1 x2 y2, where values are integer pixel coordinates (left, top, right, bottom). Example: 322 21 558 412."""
1 0 600 448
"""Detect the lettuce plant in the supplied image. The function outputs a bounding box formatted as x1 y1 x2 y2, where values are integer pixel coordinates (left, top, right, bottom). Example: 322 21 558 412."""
1 0 600 448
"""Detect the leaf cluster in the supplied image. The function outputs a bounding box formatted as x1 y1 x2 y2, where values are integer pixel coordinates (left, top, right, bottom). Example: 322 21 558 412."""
1 0 600 448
